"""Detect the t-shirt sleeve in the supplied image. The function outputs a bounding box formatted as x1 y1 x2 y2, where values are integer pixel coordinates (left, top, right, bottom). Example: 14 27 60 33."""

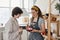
38 18 45 29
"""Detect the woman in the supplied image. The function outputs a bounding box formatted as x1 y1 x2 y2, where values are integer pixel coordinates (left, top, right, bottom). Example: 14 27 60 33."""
27 6 45 40
4 7 23 40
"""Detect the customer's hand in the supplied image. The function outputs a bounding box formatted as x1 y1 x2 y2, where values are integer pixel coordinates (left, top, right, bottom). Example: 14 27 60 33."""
26 24 30 30
19 28 23 33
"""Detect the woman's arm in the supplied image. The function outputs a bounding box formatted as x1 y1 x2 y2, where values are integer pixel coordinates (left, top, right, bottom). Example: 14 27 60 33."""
39 23 45 33
31 18 45 33
31 23 45 33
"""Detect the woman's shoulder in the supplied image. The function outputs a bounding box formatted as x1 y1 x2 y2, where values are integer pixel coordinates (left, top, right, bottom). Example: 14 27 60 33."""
39 17 44 21
38 17 45 23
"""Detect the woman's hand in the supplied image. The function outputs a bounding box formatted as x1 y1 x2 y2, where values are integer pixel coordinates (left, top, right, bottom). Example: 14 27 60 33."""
31 29 39 32
26 24 33 31
31 29 36 32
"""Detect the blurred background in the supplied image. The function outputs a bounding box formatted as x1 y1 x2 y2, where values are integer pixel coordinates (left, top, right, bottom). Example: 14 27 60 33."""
0 0 60 40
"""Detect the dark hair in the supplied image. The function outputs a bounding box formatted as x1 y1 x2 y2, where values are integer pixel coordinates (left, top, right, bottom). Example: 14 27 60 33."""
45 14 49 19
12 7 23 17
45 14 49 16
45 29 52 36
31 5 43 18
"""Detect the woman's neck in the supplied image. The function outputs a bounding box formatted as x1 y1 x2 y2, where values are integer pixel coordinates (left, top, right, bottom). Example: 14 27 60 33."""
33 16 38 22
34 16 38 18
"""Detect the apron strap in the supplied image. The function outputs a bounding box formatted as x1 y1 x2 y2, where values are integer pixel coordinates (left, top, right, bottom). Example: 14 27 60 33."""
37 17 39 24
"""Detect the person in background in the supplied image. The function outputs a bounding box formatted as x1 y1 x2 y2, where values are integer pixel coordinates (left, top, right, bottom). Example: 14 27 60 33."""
26 5 45 40
43 14 57 40
4 7 23 40
43 14 49 29
42 14 49 40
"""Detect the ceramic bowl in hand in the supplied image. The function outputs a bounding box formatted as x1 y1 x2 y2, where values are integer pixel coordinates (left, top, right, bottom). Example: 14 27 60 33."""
26 27 33 32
